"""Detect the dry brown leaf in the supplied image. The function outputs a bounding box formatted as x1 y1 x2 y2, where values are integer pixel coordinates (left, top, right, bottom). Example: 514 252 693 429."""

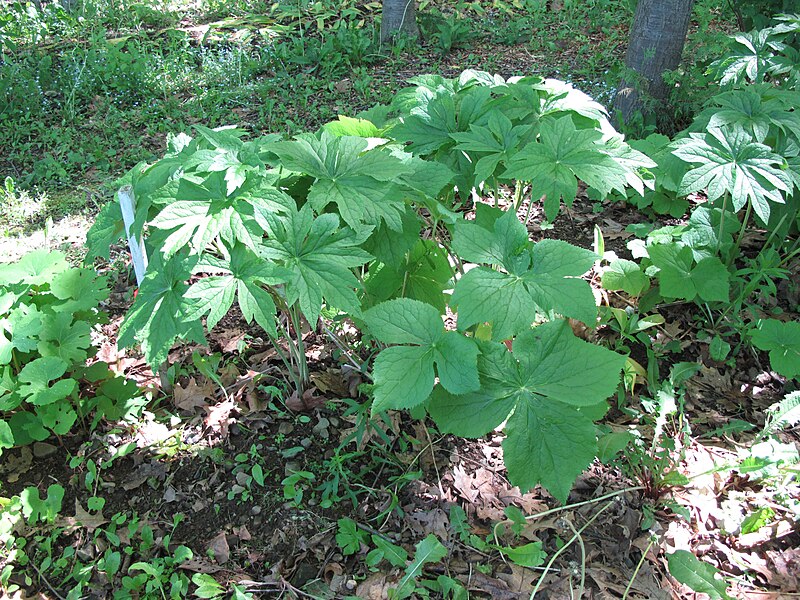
477 568 526 599
208 531 230 564
405 509 449 540
310 369 349 397
764 548 800 590
355 572 394 599
218 362 241 386
1 446 33 483
173 377 216 412
285 388 326 412
178 558 224 574
218 328 246 353
234 525 252 542
134 418 175 447
341 364 363 397
204 399 236 437
60 500 108 533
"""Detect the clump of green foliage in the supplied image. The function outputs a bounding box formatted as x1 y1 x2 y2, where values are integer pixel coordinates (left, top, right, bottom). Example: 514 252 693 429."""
0 250 144 453
85 70 659 502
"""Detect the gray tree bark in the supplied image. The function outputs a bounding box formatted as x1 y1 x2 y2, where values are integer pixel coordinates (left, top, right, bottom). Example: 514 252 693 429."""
614 0 694 124
380 0 419 43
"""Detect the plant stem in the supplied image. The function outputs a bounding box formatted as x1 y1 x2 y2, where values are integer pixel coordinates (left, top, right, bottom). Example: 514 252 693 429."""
716 194 728 255
514 180 524 211
288 303 309 390
566 519 586 600
529 499 617 599
730 200 752 266
262 318 301 392
493 486 644 547
622 537 655 600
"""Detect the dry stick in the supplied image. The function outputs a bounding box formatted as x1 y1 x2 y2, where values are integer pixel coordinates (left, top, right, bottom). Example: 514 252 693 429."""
29 561 67 600
529 499 618 600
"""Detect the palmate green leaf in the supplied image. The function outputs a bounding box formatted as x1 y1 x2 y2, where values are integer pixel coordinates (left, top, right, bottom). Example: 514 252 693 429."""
392 90 459 155
393 153 455 201
364 298 479 413
322 115 383 138
37 401 78 435
0 420 13 450
628 133 688 193
750 319 800 379
601 259 649 296
672 125 792 223
261 206 372 324
150 172 294 258
0 250 69 286
451 210 597 339
683 206 739 257
269 132 412 232
710 28 787 87
647 243 730 302
361 208 421 268
502 116 630 220
8 411 49 444
37 312 92 364
118 252 206 367
451 111 534 185
700 87 800 144
184 244 290 333
452 204 530 269
49 268 109 314
453 269 539 341
3 305 43 359
85 201 125 262
17 356 76 407
429 320 625 502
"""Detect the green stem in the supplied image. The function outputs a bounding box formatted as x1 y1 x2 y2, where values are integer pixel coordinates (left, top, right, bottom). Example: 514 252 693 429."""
730 200 752 266
492 486 644 548
263 322 301 393
622 538 655 600
288 303 309 391
514 180 524 211
762 213 787 250
716 194 728 256
529 499 616 599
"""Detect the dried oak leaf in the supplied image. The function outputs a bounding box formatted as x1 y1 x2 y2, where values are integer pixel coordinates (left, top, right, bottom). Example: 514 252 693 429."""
174 377 216 412
61 500 108 533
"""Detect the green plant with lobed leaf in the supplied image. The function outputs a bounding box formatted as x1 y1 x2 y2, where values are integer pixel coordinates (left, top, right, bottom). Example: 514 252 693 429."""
0 250 144 453
601 16 800 377
390 71 656 217
84 69 662 501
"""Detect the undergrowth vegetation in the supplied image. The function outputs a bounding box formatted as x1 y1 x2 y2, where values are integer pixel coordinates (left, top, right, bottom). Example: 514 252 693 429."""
1 0 799 598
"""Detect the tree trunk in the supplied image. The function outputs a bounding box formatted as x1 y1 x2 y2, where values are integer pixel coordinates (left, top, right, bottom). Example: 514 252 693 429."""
614 0 694 124
381 0 419 43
